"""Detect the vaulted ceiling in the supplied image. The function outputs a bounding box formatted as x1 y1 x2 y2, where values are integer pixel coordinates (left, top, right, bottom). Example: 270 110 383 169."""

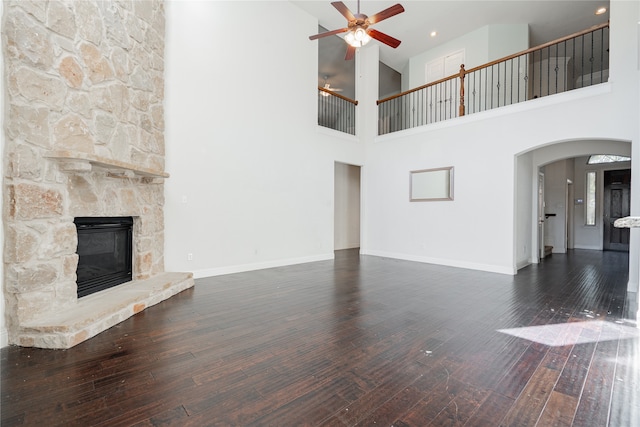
293 0 610 96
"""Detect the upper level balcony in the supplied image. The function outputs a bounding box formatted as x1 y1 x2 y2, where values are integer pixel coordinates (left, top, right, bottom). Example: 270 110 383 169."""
318 23 610 137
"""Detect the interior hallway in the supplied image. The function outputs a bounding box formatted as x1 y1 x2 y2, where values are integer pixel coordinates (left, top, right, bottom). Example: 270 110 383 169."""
1 249 638 426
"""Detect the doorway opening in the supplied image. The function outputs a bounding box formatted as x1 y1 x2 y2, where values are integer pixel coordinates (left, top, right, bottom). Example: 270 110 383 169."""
334 162 361 251
538 172 546 261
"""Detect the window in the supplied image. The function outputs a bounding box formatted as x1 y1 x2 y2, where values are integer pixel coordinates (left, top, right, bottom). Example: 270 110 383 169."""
588 154 631 164
586 171 596 225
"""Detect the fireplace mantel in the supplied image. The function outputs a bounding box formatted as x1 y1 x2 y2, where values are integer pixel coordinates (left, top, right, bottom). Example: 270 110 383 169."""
45 150 170 179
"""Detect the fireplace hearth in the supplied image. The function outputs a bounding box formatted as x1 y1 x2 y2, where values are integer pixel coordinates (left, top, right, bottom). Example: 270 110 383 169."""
75 217 133 298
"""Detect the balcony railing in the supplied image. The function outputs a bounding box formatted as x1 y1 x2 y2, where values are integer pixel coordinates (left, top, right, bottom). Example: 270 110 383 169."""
318 86 358 135
377 22 609 135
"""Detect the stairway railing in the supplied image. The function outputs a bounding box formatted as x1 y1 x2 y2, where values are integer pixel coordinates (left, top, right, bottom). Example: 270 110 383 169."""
377 22 609 135
318 87 358 135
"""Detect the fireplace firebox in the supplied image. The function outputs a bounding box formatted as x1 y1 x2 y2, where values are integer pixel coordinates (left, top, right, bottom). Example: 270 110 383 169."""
74 217 133 298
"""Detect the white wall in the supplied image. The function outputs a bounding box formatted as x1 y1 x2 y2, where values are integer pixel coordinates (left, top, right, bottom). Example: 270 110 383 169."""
488 24 530 60
362 1 638 277
404 24 529 90
164 1 364 277
163 1 638 290
363 82 637 274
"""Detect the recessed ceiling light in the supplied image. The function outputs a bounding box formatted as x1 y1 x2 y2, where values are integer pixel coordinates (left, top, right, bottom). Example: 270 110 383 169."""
430 31 437 37
595 7 607 15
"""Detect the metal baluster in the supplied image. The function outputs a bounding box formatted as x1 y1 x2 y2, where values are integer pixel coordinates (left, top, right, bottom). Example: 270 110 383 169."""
447 80 451 118
415 89 419 127
402 93 406 130
600 28 604 81
572 35 576 89
483 68 487 111
580 33 584 88
545 46 549 97
549 45 560 93
517 55 521 102
590 30 594 85
510 59 513 105
379 100 382 135
478 69 482 112
531 51 535 98
489 66 500 110
563 39 567 91
420 87 424 126
431 85 435 123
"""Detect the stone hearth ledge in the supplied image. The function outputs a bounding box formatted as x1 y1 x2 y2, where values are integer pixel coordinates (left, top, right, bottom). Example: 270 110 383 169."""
18 272 194 349
614 217 640 228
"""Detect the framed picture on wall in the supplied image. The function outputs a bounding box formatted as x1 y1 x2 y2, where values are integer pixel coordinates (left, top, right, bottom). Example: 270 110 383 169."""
410 167 454 202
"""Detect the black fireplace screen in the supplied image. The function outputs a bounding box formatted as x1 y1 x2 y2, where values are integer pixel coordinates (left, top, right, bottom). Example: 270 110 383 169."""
74 217 133 298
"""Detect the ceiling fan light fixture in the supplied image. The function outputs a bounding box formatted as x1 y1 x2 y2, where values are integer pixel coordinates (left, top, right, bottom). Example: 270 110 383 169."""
308 1 404 60
345 27 371 47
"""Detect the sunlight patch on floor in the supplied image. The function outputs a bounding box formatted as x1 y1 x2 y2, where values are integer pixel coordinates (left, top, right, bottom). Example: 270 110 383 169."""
498 320 640 347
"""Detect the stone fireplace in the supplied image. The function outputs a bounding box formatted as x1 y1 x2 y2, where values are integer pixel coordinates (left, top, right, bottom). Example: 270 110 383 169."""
3 0 193 349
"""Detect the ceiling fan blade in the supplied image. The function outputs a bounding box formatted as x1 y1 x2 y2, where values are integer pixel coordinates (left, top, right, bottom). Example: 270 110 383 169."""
309 27 349 40
345 45 356 60
331 1 356 22
368 29 401 48
367 4 405 25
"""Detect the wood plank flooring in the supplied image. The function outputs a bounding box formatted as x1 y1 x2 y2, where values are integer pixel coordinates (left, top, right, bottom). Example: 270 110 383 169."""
2 249 639 426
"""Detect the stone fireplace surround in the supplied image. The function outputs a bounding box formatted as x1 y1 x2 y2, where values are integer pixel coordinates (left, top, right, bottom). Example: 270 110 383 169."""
3 1 193 349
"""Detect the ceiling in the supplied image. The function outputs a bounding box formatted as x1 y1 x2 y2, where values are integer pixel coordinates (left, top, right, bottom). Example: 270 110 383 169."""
293 0 610 93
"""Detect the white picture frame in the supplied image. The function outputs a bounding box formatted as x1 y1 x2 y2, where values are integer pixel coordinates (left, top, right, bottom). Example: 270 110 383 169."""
410 167 454 202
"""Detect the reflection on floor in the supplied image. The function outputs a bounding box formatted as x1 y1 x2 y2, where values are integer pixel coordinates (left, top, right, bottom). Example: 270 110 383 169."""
498 319 639 347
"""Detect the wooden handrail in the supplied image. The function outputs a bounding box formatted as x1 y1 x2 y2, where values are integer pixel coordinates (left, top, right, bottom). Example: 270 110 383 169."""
377 72 462 104
464 22 609 75
377 21 609 106
318 87 358 105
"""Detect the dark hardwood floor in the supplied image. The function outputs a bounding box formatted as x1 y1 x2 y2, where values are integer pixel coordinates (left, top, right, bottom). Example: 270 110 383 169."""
2 249 639 426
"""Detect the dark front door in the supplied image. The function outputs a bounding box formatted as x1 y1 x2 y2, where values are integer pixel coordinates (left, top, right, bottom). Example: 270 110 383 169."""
603 169 631 251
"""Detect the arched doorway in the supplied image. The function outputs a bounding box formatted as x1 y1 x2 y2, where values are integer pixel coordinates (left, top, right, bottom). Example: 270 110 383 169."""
515 138 637 294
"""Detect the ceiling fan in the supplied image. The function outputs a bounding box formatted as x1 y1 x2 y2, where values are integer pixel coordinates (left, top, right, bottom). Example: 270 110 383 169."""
320 76 343 96
309 0 405 60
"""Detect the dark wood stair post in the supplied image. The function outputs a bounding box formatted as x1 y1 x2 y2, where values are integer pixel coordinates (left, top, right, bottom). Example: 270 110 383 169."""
459 64 466 117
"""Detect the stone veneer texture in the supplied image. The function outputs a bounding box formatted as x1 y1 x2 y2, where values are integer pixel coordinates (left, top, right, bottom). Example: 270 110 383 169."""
3 0 167 345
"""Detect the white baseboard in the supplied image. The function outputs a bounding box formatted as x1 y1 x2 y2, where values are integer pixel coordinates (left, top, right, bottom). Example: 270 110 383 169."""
573 244 602 250
191 253 335 279
517 259 532 270
360 249 516 275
